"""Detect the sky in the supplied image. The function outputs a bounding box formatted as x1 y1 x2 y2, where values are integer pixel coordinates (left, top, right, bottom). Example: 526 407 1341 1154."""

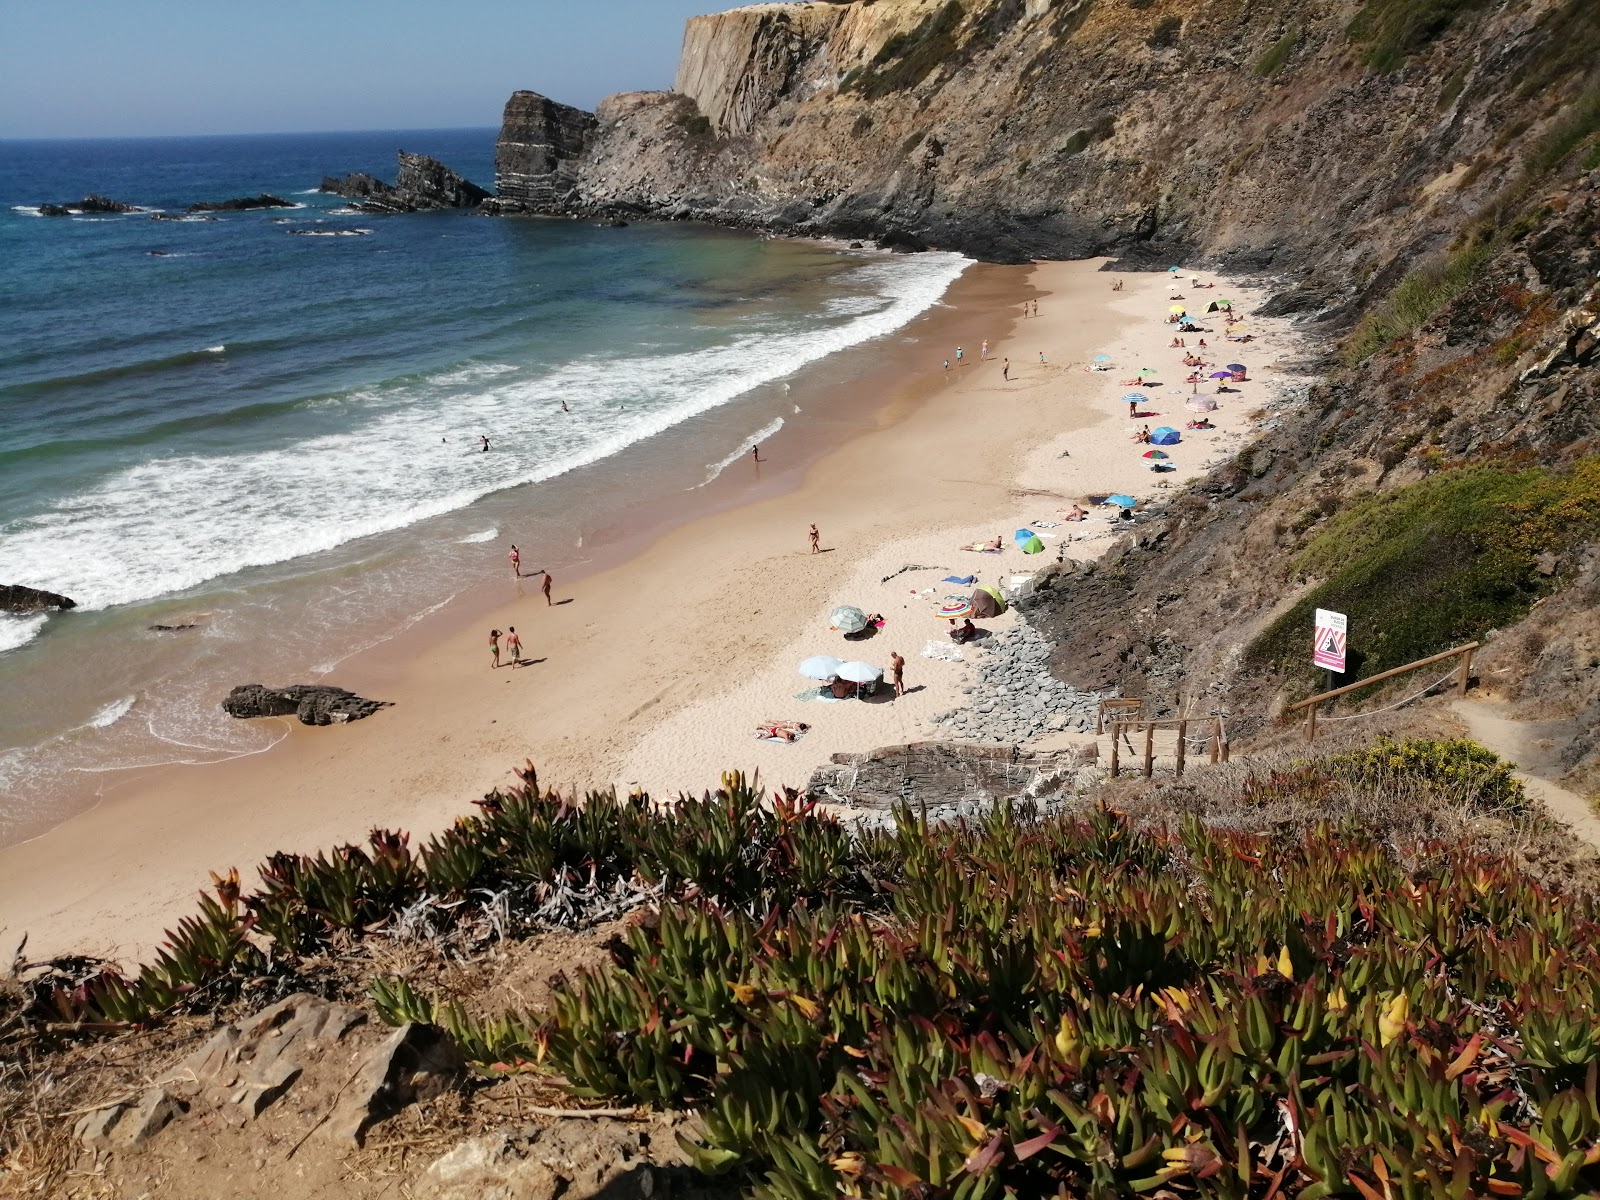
0 0 723 139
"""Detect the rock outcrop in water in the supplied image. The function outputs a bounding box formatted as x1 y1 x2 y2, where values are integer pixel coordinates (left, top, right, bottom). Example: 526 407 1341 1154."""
37 195 140 217
223 684 389 726
482 90 598 214
186 194 296 213
0 584 77 613
321 152 490 213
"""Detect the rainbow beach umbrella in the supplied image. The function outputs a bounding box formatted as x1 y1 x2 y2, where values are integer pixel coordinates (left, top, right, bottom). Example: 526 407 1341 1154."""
937 595 974 619
1143 449 1169 460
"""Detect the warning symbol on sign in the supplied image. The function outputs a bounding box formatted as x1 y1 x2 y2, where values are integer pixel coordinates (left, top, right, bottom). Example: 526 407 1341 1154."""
1313 608 1348 673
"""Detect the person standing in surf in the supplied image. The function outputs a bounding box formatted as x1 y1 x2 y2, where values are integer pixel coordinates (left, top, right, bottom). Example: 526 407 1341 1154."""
751 444 763 463
509 545 521 577
480 434 491 452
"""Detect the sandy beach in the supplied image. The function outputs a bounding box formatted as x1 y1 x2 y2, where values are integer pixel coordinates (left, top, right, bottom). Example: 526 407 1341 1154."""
0 258 1294 962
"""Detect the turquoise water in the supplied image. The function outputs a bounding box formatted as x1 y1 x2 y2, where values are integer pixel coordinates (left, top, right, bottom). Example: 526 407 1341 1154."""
0 129 966 838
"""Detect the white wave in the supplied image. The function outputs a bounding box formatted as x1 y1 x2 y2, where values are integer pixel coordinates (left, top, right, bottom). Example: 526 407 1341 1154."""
697 417 785 488
10 206 43 217
0 614 46 653
88 695 136 728
203 344 226 353
295 188 324 195
288 227 373 237
0 251 969 612
457 527 499 543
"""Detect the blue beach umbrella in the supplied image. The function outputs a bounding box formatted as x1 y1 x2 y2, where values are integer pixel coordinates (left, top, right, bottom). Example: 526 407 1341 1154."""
1121 392 1149 405
1015 528 1044 554
1105 494 1137 509
1151 427 1182 445
1168 266 1181 273
1093 354 1112 362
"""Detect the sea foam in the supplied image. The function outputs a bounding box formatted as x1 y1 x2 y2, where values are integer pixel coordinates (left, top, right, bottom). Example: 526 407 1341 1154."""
0 252 969 613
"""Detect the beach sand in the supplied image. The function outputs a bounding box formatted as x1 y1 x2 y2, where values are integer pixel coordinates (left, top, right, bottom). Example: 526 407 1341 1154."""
0 260 1294 962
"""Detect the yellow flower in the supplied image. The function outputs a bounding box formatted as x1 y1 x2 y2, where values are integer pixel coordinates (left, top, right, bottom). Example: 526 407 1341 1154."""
1379 992 1410 1047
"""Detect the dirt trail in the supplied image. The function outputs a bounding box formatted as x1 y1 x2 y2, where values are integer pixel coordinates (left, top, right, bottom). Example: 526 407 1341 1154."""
1451 699 1600 851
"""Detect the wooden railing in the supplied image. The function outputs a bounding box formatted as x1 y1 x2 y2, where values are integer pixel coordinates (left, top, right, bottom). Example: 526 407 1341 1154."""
1107 715 1229 779
1282 642 1479 742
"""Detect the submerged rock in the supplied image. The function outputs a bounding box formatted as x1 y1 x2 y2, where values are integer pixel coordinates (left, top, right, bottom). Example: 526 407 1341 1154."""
0 584 76 613
223 683 390 725
38 194 140 216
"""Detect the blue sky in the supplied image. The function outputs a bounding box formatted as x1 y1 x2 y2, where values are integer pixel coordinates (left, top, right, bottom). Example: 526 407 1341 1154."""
0 0 721 138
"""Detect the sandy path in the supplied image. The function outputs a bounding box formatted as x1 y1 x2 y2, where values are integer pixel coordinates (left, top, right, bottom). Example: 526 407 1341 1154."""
1450 699 1600 849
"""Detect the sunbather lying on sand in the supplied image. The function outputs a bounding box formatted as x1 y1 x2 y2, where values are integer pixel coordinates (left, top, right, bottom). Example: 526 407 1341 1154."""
962 536 1004 552
756 720 811 743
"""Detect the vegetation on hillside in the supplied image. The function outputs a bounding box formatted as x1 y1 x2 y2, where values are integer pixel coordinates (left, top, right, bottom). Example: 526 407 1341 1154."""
1248 462 1600 685
843 1 965 100
374 790 1600 1200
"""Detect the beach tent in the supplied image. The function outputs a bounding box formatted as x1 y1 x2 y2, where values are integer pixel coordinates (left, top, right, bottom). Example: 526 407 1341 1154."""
1151 427 1182 445
969 585 1007 619
1105 494 1137 509
828 605 868 634
798 655 843 681
1187 396 1218 412
1015 528 1044 554
1206 301 1220 313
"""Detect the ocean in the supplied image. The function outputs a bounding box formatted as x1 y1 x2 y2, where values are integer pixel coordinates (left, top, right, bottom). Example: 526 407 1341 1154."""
0 128 967 841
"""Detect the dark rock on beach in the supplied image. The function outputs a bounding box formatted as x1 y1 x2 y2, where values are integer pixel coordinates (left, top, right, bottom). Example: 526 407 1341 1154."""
321 152 490 213
0 584 77 614
223 684 390 726
186 194 296 213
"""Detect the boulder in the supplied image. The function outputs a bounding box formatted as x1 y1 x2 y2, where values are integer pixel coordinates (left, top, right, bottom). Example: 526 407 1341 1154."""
37 195 139 215
222 683 390 725
326 1022 466 1147
38 203 72 217
0 583 76 613
186 194 295 213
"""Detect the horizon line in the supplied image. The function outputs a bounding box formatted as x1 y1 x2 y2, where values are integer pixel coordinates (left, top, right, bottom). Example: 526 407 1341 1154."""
0 124 503 144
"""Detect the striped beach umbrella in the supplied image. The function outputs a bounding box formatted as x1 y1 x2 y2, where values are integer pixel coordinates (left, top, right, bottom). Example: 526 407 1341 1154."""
937 595 974 619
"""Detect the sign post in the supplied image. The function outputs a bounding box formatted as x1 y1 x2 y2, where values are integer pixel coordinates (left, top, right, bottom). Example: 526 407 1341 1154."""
1313 609 1348 673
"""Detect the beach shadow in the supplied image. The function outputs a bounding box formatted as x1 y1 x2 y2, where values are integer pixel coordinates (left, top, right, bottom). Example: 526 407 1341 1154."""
843 626 879 642
899 685 927 696
508 657 549 668
554 598 574 606
1132 409 1160 418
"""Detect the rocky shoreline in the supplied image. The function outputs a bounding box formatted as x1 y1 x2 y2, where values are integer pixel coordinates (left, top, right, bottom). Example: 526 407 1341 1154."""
926 611 1106 742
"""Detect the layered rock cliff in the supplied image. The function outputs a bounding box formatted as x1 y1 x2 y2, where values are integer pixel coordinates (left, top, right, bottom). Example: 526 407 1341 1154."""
486 90 599 213
322 151 489 212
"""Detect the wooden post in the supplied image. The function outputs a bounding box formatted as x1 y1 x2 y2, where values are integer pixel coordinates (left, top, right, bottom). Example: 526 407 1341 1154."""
1209 717 1220 764
1176 720 1187 777
1220 721 1230 763
1110 723 1120 776
1456 646 1474 698
1305 703 1317 743
1143 723 1155 779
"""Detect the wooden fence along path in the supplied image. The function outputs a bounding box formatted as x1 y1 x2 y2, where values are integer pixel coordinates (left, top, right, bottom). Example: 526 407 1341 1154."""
1282 642 1478 741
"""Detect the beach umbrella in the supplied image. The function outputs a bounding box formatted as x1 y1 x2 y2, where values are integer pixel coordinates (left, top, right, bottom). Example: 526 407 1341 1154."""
1138 367 1159 377
1151 427 1181 445
1121 392 1149 405
837 660 882 684
1168 266 1181 273
1015 528 1045 554
1105 494 1137 509
970 585 1007 618
1143 449 1170 460
1187 397 1218 412
1168 304 1187 314
798 654 843 680
1208 370 1232 379
1093 354 1112 362
937 595 974 619
1225 363 1247 373
828 605 868 634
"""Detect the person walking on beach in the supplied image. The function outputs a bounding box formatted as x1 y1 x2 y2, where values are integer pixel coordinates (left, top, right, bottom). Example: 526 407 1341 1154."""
539 570 553 605
956 346 964 365
751 444 763 464
505 626 523 666
1031 300 1039 317
890 650 905 696
509 544 521 577
809 523 820 554
1038 350 1046 364
1128 398 1138 418
980 339 989 360
943 358 950 374
489 628 502 669
1002 358 1010 381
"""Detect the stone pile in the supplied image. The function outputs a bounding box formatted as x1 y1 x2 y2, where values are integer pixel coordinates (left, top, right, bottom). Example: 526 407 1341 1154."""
927 619 1104 744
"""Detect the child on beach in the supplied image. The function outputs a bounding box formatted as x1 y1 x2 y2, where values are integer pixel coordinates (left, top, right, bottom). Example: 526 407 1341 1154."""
505 626 523 666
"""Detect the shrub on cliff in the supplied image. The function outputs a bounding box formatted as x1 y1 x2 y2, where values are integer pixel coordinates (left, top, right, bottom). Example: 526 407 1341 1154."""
1248 461 1600 685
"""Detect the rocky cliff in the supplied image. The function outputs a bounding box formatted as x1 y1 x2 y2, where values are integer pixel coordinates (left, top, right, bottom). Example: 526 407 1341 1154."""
485 90 599 213
488 0 1600 792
